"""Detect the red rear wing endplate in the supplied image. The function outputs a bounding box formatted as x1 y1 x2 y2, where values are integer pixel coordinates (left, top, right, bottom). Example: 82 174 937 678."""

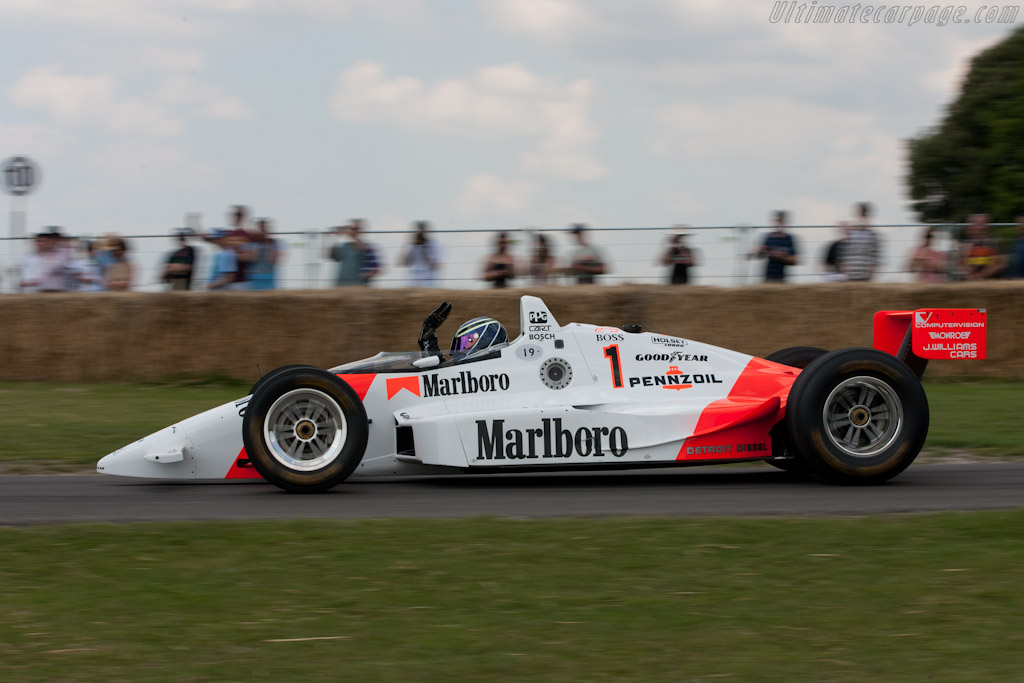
873 309 987 373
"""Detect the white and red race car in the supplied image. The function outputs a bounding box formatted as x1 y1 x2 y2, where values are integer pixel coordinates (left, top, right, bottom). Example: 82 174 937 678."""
97 296 986 491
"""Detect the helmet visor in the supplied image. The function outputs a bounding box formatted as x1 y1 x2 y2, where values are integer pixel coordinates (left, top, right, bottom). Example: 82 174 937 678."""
455 331 481 352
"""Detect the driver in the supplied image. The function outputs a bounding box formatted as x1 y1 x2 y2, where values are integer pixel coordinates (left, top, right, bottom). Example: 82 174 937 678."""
450 317 508 362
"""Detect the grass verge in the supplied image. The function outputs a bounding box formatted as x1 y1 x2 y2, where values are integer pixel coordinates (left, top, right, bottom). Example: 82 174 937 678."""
0 379 1021 470
0 381 248 471
1 514 1023 681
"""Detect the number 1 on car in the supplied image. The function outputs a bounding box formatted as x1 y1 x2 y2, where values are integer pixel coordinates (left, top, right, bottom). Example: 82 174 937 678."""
603 344 623 388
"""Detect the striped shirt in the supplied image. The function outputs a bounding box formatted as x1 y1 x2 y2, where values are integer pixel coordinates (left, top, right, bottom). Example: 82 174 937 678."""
839 227 880 281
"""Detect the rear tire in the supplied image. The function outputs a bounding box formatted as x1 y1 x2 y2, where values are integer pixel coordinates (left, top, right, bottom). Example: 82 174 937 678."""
765 346 828 369
785 348 928 484
243 368 369 492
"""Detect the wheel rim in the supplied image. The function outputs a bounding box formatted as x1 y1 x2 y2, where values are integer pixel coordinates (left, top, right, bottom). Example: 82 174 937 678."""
822 376 904 458
263 388 348 471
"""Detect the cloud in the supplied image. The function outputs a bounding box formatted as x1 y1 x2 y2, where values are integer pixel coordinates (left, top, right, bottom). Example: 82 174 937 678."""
135 47 207 74
330 61 606 180
0 124 71 158
479 0 602 39
0 0 424 34
651 95 904 223
9 67 117 123
10 66 183 137
456 173 537 216
662 189 707 217
155 76 250 120
92 141 214 186
10 65 250 137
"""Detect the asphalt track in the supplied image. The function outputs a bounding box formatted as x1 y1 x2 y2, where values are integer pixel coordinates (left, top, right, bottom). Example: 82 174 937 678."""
1 462 1022 525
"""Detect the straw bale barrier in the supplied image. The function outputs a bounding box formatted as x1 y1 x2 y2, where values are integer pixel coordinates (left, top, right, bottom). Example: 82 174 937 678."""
0 282 1019 382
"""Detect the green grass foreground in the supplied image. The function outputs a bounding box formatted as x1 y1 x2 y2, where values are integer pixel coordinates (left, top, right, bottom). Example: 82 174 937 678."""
1 514 1023 681
0 379 1021 469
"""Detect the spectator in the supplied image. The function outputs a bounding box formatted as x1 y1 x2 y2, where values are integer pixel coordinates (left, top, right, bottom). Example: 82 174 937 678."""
754 211 798 282
328 219 381 287
69 239 105 292
243 219 281 290
163 230 196 291
822 222 849 281
906 227 947 283
1011 215 1024 278
661 227 698 284
482 231 517 288
838 202 882 281
402 220 442 287
529 232 555 285
104 237 133 291
206 230 240 290
20 229 70 293
961 214 1006 280
92 234 117 275
565 223 606 285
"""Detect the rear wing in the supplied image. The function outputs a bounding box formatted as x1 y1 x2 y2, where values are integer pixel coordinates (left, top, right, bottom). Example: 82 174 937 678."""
873 308 987 377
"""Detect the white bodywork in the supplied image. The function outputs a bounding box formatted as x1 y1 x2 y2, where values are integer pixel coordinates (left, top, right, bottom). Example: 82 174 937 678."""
98 296 798 481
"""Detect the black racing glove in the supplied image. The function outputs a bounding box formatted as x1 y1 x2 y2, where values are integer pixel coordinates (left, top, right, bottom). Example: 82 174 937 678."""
419 301 452 356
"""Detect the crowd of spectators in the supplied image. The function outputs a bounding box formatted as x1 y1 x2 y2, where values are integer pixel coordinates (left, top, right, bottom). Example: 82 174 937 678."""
18 229 130 293
477 223 610 288
9 202 1024 292
202 206 282 291
902 213 1023 283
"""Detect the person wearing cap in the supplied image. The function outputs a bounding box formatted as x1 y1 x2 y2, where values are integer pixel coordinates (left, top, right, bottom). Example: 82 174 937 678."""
564 223 606 285
661 227 698 284
206 228 240 290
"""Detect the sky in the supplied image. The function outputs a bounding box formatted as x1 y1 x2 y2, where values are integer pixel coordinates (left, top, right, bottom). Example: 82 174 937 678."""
0 0 1019 239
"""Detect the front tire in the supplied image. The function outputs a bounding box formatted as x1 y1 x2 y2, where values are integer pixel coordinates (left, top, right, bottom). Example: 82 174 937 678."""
249 364 321 396
785 348 928 484
243 368 369 492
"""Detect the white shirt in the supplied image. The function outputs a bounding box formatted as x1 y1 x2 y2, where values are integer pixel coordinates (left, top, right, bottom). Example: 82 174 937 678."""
21 250 70 292
407 240 441 287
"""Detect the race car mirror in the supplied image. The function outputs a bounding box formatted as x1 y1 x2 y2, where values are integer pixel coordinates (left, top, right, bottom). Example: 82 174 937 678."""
910 308 987 360
413 355 441 369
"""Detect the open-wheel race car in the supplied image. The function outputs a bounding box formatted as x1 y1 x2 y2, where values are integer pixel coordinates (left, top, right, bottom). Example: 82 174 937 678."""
98 296 986 492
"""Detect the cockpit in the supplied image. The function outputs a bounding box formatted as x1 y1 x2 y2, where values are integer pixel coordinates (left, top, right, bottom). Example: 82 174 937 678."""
329 302 510 375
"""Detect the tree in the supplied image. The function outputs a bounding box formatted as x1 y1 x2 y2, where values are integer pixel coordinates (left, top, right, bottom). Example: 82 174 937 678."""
907 26 1024 224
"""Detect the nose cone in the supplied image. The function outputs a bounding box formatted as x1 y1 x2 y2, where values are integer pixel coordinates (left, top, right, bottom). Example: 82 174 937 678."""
97 425 195 479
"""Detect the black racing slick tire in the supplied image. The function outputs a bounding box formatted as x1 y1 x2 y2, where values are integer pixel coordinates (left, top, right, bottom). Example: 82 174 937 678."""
785 348 929 485
242 368 369 493
764 347 828 473
249 364 321 396
765 347 829 369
